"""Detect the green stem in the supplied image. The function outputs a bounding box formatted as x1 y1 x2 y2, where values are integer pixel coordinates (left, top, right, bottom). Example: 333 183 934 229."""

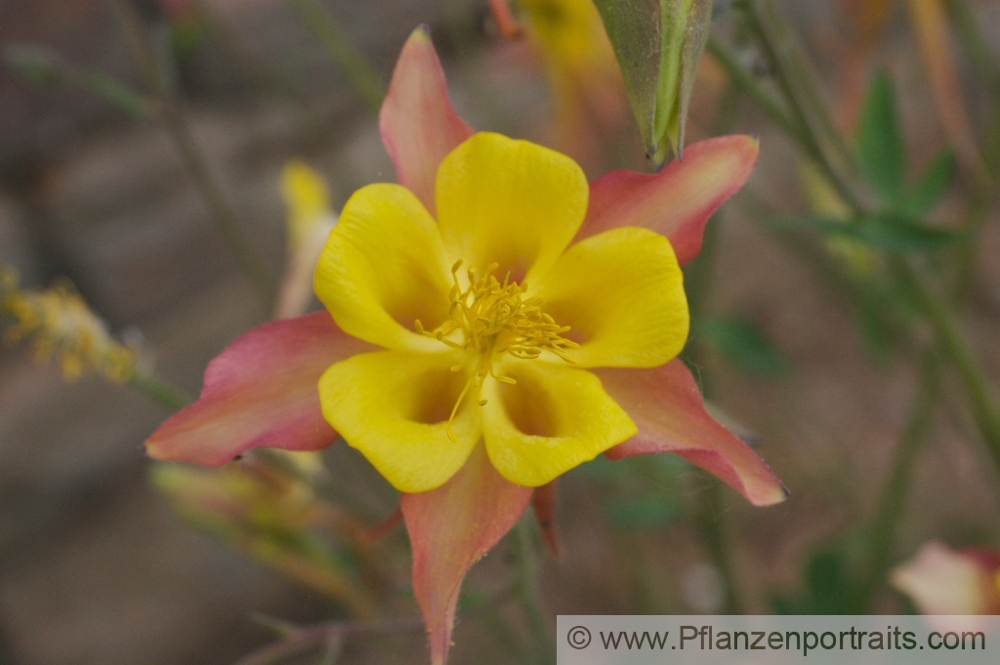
738 0 862 203
104 0 276 312
706 38 807 152
254 448 388 523
695 480 743 614
729 0 866 213
189 0 308 104
515 520 553 664
3 44 152 118
287 0 386 112
726 0 1000 481
892 258 1000 466
128 368 193 411
945 0 1000 95
851 351 939 611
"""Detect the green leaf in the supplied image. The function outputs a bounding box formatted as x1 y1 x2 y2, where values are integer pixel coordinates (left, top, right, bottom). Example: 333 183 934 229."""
604 494 681 529
772 549 858 614
767 214 971 254
904 151 955 217
698 316 790 377
805 550 855 614
860 214 971 253
857 72 905 202
592 0 712 165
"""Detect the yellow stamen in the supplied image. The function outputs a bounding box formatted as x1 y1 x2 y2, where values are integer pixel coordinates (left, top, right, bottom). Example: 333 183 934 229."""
417 260 579 440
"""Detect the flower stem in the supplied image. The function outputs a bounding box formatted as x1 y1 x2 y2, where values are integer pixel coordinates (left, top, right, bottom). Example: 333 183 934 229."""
705 38 805 152
3 43 152 118
731 0 867 212
104 0 276 312
189 0 309 105
851 351 939 611
515 520 553 663
128 368 193 411
892 258 1000 464
286 0 386 112
724 0 1000 481
695 480 743 614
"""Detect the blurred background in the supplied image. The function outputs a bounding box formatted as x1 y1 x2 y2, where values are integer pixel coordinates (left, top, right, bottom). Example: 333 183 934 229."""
1 0 999 663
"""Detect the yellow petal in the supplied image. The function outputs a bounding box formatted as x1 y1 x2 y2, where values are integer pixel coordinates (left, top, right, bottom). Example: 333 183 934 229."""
314 183 453 352
534 226 688 367
435 132 588 284
481 360 636 486
318 350 481 493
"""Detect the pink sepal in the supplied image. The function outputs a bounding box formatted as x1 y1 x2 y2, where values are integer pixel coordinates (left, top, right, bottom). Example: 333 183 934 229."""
402 444 533 665
598 359 787 506
379 26 474 215
578 135 759 266
146 312 374 466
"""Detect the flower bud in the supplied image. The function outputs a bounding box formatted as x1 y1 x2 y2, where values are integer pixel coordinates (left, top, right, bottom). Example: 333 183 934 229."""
593 0 712 165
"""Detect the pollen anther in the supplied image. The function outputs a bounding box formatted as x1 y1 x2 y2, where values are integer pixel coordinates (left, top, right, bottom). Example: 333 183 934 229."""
417 260 579 440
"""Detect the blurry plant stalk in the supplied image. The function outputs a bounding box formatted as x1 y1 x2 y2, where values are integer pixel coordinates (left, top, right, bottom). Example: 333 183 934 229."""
719 0 1000 470
0 267 190 410
593 0 712 166
153 454 383 618
0 267 136 382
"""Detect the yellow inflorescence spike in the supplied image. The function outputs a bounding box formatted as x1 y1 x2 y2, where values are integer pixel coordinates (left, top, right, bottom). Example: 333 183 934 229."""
0 267 138 382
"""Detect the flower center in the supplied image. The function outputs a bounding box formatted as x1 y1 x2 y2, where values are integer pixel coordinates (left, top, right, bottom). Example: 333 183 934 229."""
416 260 578 440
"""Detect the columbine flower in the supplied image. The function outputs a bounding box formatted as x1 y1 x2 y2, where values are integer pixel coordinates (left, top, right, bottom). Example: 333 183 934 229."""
891 541 1000 628
147 27 785 665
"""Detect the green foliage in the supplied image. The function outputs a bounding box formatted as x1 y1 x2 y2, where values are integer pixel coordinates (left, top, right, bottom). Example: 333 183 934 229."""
767 214 970 254
857 72 905 203
579 454 687 531
772 549 857 614
856 72 957 216
604 493 682 529
905 151 957 218
4 43 149 117
698 316 790 377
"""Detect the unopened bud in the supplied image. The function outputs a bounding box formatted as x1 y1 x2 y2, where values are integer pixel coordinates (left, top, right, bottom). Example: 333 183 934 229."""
593 0 712 166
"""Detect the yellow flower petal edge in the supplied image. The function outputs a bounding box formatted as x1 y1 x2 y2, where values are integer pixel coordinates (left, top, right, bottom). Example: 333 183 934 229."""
435 132 588 285
534 226 689 368
318 349 481 493
314 183 453 353
481 359 636 486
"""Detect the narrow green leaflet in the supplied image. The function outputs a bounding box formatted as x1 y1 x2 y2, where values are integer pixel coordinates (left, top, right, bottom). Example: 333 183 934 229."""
859 213 970 254
857 72 905 202
904 151 955 217
593 0 712 166
768 214 971 254
855 73 956 216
